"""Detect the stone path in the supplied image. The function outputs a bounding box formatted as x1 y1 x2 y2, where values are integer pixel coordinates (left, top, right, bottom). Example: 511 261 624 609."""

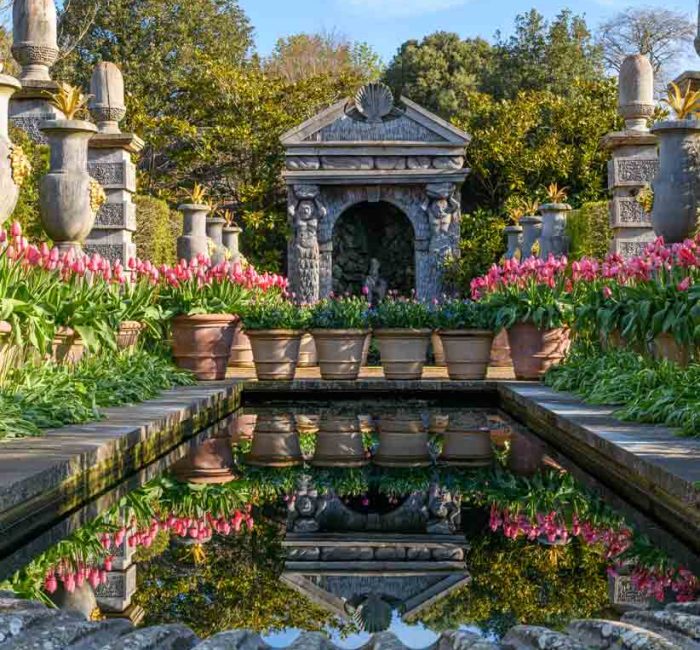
0 591 698 649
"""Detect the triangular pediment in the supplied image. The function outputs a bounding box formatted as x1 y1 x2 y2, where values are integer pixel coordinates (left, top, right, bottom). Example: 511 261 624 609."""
281 90 470 147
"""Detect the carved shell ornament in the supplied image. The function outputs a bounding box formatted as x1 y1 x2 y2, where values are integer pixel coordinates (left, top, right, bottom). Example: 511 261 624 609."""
354 82 394 123
9 145 32 187
88 178 107 214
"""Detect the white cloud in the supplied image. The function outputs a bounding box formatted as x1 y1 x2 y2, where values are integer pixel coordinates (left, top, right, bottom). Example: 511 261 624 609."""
341 0 471 18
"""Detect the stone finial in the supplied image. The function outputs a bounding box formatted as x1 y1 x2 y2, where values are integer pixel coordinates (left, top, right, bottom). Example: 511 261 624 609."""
11 0 59 82
89 62 126 134
618 54 655 131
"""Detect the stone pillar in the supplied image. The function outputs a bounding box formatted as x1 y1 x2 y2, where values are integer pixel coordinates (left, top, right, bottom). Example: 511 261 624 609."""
539 203 571 258
519 216 542 258
9 0 64 142
223 224 242 265
503 225 522 260
177 203 210 262
601 55 658 258
85 63 142 263
206 215 226 264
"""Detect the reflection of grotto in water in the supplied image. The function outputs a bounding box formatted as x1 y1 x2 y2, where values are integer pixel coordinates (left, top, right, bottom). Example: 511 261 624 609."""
332 201 415 296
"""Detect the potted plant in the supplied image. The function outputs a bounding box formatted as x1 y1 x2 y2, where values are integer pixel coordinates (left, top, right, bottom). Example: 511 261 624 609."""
435 299 496 380
159 259 248 380
370 295 432 380
309 295 370 380
651 82 700 243
472 256 572 379
241 291 307 380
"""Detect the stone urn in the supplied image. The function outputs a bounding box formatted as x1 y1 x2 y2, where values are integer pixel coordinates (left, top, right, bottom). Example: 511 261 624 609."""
438 329 494 380
0 73 23 225
311 416 368 467
374 329 431 380
39 119 98 251
246 329 302 380
229 323 255 368
519 216 542 258
206 214 226 264
176 203 210 262
504 225 523 260
651 119 700 243
440 414 493 467
538 203 571 258
311 329 369 380
374 414 430 467
171 437 236 484
246 414 303 467
223 224 242 265
89 62 126 134
11 0 59 83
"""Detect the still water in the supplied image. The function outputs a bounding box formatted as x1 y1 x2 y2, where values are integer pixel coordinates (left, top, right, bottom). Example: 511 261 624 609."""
2 399 697 644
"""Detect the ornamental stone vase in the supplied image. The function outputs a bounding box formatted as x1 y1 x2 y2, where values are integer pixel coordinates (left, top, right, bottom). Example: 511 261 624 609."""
519 216 542 258
0 73 22 225
206 215 226 264
39 119 98 251
222 224 242 265
88 62 126 134
650 119 700 243
538 203 571 258
504 225 523 260
177 203 210 262
11 0 59 82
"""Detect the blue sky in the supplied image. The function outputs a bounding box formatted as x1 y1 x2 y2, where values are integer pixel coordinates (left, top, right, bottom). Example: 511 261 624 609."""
239 0 698 66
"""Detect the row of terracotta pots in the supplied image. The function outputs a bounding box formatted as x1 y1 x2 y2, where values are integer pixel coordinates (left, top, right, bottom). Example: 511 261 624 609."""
602 329 698 367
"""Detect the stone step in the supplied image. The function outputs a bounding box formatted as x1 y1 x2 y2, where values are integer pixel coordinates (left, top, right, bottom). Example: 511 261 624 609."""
100 624 200 649
621 611 700 649
667 604 700 617
566 619 679 649
501 625 587 649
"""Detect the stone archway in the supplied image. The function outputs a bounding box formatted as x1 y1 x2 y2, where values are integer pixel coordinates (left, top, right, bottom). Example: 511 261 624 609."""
332 202 415 296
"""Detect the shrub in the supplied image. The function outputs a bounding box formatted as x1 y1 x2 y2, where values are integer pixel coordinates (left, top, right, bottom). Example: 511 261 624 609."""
566 201 611 260
134 195 181 266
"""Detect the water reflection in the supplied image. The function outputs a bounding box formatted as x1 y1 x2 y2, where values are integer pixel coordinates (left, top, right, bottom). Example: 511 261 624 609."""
4 403 698 642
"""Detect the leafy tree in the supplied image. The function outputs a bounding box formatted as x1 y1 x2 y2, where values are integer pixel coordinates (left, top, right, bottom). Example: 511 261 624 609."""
133 195 181 266
566 201 612 260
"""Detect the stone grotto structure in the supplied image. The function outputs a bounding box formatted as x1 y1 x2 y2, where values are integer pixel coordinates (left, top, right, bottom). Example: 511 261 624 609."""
281 82 470 302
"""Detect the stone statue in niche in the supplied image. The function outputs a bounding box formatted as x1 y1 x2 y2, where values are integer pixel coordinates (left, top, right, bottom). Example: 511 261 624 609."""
289 184 326 303
363 257 388 304
423 182 461 295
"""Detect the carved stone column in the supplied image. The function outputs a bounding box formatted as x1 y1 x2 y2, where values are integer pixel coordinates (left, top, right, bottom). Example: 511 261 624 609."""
601 54 657 258
206 214 226 264
86 63 142 263
289 184 324 303
9 0 64 142
504 225 522 260
519 215 542 258
222 224 242 265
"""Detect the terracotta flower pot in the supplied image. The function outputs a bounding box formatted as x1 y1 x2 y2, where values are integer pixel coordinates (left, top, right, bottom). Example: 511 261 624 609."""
439 329 494 380
52 327 85 365
171 314 237 380
246 414 303 467
507 323 570 380
311 416 368 467
439 414 493 467
652 332 691 366
229 323 254 368
297 333 318 367
116 320 143 350
171 438 236 484
374 329 431 380
489 329 513 368
246 329 302 380
311 329 369 380
374 414 430 467
431 332 445 367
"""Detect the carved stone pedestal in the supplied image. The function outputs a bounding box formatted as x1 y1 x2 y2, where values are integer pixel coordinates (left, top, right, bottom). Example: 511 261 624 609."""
95 563 137 613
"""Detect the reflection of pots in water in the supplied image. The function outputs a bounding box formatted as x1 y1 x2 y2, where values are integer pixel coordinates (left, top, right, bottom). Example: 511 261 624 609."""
296 414 320 434
488 415 512 447
507 432 546 476
229 413 257 441
375 415 430 467
440 413 493 467
246 414 303 467
312 416 368 467
171 438 236 484
358 414 374 434
429 414 449 434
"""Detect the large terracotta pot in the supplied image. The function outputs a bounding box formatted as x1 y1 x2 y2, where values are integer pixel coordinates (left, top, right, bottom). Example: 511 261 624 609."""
439 329 494 380
507 323 570 380
652 332 693 366
297 333 318 367
374 414 430 467
171 438 236 484
311 329 369 380
246 414 303 467
52 327 85 365
247 329 302 380
439 414 493 467
116 320 143 350
374 329 431 380
431 333 445 367
229 323 254 368
489 329 512 368
171 314 237 380
311 416 368 467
